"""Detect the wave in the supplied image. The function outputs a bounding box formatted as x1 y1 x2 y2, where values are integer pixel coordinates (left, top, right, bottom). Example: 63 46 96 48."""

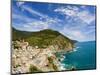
59 63 66 70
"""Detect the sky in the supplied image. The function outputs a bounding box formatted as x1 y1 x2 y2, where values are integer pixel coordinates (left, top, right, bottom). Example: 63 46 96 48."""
12 1 96 42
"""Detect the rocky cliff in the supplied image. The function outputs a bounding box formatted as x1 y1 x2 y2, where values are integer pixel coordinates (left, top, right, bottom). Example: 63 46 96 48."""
12 28 75 51
12 28 77 74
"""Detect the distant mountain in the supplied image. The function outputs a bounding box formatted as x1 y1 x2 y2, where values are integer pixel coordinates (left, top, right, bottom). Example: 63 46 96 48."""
12 27 76 51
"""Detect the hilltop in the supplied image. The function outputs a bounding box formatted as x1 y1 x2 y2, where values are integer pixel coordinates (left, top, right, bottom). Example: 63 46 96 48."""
12 28 75 51
12 27 77 74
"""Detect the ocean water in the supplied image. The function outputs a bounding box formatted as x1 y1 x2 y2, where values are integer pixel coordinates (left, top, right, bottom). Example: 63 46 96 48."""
58 41 96 70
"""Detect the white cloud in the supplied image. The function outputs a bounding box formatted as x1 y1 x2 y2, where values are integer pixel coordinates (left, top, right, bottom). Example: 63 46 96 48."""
80 6 86 9
24 21 49 31
54 7 77 16
60 27 86 41
13 3 95 41
22 17 62 31
54 6 95 24
12 13 34 23
12 5 61 31
12 14 49 31
77 11 95 24
72 30 85 39
22 5 48 19
17 2 25 7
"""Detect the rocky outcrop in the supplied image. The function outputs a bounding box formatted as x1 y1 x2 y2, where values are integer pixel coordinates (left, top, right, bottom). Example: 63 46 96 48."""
12 28 76 74
12 41 64 74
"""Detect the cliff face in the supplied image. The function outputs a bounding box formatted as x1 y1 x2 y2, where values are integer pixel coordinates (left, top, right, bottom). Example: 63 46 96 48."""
12 41 63 74
12 28 76 74
12 28 75 51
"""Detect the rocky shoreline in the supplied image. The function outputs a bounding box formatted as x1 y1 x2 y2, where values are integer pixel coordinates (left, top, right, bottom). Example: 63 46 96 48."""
12 40 72 74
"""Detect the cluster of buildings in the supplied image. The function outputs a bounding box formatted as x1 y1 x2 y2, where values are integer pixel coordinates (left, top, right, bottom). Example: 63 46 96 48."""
12 40 64 74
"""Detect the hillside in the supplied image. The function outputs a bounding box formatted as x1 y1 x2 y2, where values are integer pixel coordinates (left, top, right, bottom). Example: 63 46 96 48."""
12 27 77 74
12 27 75 51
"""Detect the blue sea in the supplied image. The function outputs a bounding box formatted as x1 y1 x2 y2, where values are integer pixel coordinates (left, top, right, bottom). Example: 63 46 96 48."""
57 41 96 70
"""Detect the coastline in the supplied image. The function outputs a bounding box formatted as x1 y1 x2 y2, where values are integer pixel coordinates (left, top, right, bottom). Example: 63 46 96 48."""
12 39 76 74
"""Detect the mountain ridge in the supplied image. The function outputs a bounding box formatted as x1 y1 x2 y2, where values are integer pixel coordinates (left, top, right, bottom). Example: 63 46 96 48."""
12 27 76 51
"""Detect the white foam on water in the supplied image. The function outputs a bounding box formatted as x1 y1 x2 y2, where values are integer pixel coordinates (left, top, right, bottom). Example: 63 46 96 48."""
59 63 66 70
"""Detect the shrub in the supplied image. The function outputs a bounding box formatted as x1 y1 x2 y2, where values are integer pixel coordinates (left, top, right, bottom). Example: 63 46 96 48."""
29 65 42 73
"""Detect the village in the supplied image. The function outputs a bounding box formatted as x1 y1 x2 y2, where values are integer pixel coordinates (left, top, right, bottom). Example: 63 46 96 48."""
12 40 65 74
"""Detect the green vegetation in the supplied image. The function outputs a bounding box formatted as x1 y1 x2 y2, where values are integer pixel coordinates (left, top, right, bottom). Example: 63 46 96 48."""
13 41 20 49
14 64 21 68
48 57 58 71
12 27 75 49
29 65 42 72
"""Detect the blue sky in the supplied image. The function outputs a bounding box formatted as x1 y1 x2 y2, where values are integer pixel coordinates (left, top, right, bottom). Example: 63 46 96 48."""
12 1 96 42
